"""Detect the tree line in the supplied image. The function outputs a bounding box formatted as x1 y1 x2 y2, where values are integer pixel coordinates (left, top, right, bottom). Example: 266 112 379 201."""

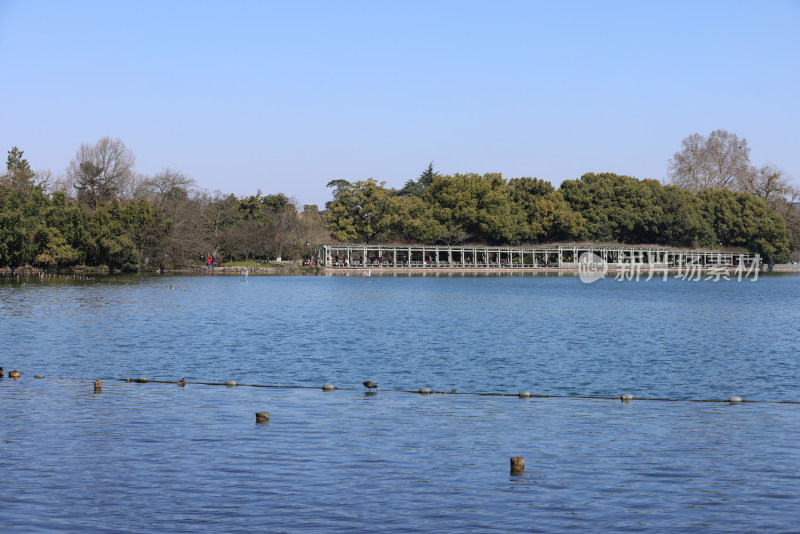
326 170 793 263
325 130 798 264
1 130 797 271
0 140 329 271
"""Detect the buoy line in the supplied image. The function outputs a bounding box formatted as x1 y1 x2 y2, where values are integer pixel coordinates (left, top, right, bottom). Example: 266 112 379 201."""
111 379 800 404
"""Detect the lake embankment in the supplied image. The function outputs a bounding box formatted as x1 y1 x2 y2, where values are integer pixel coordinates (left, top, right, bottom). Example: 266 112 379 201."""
2 263 797 277
322 265 800 275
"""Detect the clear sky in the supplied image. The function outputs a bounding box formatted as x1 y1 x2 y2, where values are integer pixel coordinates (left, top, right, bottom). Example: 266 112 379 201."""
1 0 798 208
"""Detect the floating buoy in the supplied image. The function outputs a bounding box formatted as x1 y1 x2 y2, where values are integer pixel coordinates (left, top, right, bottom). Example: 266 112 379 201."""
225 380 237 387
620 393 634 402
322 383 335 391
419 387 432 394
518 390 531 398
510 456 525 475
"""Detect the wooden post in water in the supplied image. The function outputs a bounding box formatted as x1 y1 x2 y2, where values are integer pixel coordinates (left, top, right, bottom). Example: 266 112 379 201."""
255 412 269 423
510 456 524 475
93 379 102 393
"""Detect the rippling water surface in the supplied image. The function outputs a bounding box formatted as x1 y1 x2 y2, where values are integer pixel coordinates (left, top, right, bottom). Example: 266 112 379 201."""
1 273 799 531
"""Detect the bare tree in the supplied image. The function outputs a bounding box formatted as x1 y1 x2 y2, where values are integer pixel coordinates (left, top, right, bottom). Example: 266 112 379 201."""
120 172 150 201
197 189 239 241
143 169 200 266
48 170 75 197
668 130 751 193
739 164 791 201
145 168 197 208
67 137 135 209
35 169 56 193
788 185 800 209
298 204 330 246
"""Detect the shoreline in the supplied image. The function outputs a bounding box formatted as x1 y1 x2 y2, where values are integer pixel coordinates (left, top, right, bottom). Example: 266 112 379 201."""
320 264 800 275
2 264 798 277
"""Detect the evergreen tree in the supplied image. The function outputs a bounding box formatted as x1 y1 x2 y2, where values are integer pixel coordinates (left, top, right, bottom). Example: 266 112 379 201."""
3 147 36 188
399 162 440 197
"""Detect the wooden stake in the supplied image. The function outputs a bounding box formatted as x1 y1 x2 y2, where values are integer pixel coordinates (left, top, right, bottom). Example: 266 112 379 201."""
510 456 525 474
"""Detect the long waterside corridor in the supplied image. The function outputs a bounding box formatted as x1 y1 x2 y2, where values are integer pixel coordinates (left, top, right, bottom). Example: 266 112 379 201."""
315 243 760 270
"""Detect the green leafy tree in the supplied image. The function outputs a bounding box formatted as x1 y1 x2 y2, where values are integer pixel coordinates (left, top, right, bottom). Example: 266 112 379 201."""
425 173 527 244
0 182 51 267
560 173 662 243
507 177 584 242
87 199 171 271
392 195 447 243
238 190 270 223
508 176 555 201
0 205 33 267
698 189 790 263
43 191 91 265
122 199 172 268
326 178 399 242
325 179 351 207
34 226 80 268
770 190 800 260
647 183 714 248
530 191 586 243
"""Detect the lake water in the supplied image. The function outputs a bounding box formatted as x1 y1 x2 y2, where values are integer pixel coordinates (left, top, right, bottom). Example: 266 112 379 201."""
1 272 799 532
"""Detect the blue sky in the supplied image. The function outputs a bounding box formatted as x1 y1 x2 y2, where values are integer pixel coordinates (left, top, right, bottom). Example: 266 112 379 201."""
1 0 798 208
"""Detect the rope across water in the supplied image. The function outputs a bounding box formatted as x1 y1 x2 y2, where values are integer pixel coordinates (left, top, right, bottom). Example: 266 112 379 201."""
115 378 800 404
